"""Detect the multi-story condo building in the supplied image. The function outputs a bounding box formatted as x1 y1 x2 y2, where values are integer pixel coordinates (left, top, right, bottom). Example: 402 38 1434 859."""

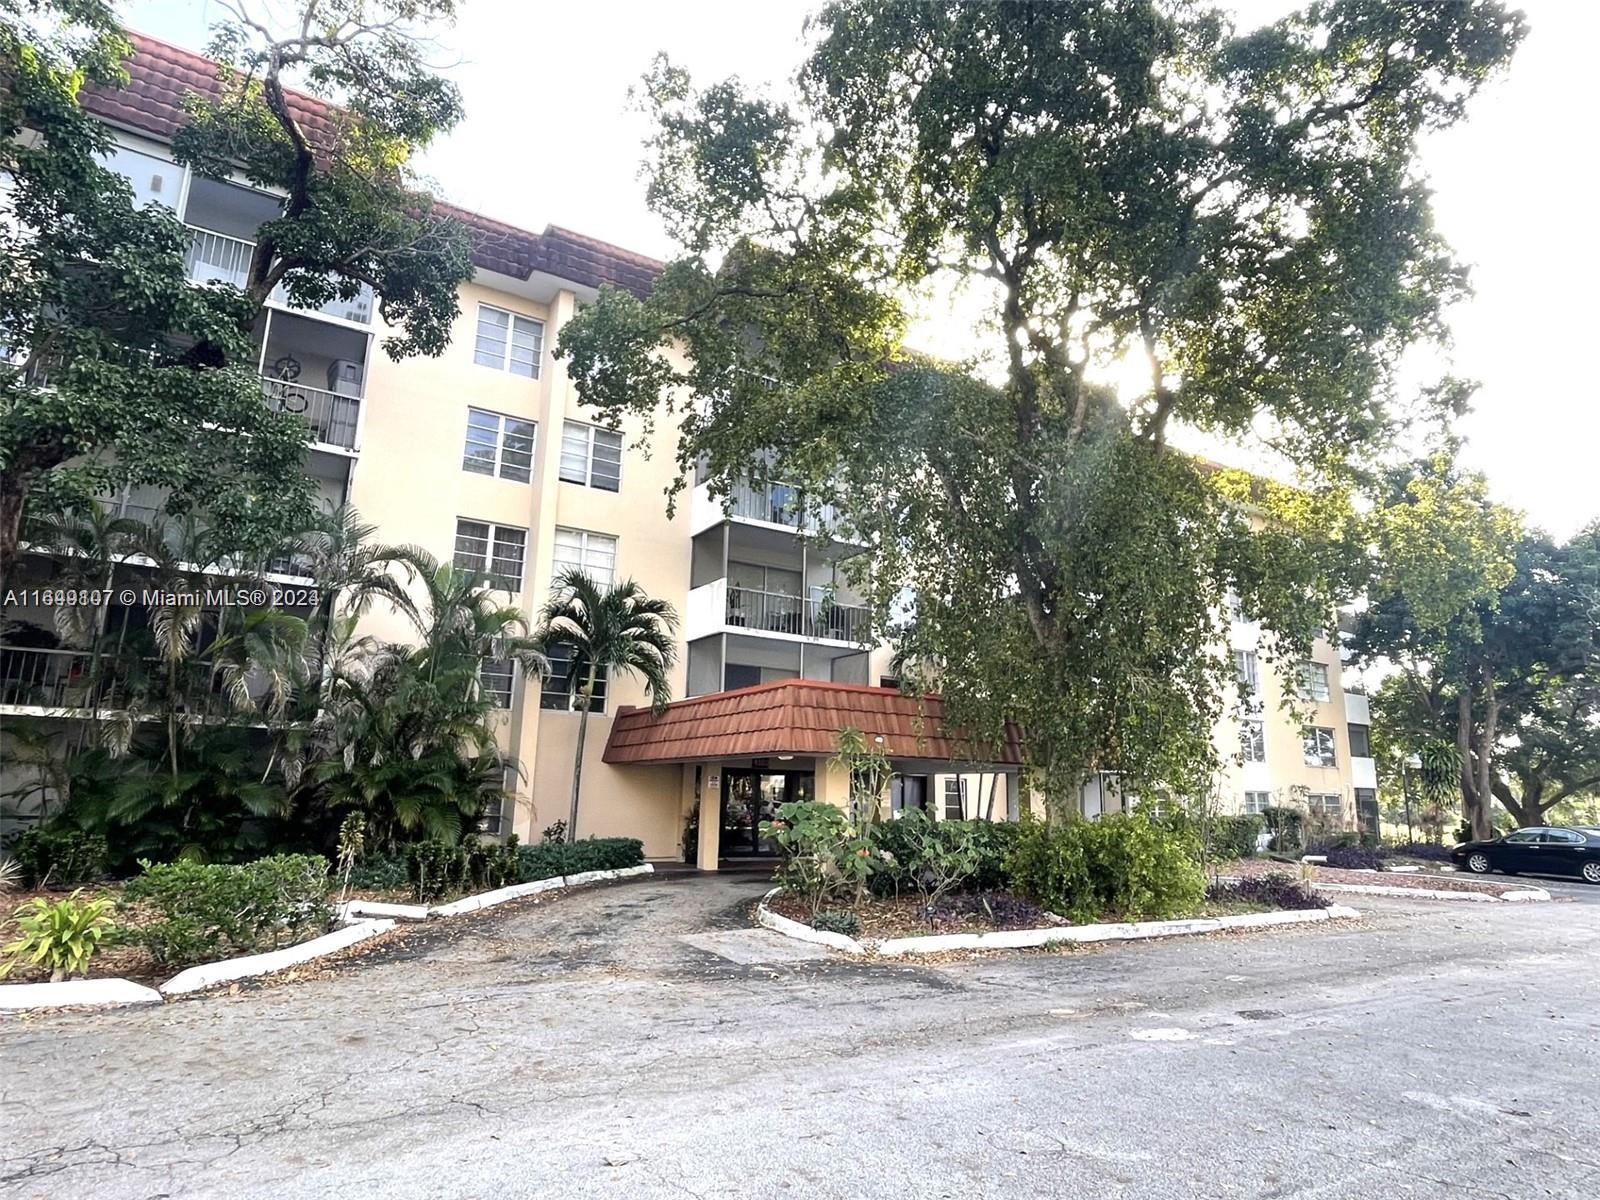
0 33 1376 865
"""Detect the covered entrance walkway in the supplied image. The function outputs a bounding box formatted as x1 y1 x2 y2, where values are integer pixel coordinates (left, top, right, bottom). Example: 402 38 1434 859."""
601 679 1024 870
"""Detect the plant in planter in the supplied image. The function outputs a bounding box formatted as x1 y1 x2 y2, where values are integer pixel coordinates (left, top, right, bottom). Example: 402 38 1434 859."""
890 810 984 928
811 909 862 937
762 800 872 916
1 890 118 981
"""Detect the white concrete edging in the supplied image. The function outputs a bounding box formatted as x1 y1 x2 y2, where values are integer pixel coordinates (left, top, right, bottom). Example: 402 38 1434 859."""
159 918 396 996
1314 881 1550 904
0 978 164 1012
337 899 430 922
755 890 1361 958
427 863 654 918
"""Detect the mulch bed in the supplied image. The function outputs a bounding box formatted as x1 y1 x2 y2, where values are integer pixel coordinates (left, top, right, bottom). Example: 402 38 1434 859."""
1220 857 1525 896
0 885 166 986
768 890 1064 940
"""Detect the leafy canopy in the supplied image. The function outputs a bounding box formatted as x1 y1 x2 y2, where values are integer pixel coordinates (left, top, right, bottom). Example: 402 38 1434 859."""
558 0 1524 808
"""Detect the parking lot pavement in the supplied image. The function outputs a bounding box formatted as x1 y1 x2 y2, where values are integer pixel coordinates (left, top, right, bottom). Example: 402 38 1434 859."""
3 874 1598 1199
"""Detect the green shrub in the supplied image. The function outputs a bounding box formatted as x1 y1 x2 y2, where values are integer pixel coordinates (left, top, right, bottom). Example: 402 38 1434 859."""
870 818 1020 897
811 909 862 937
0 890 118 981
513 837 645 885
408 840 470 901
9 828 109 888
878 811 985 918
1005 814 1205 923
123 854 332 968
762 801 872 916
347 852 410 893
1209 814 1264 860
1260 806 1304 853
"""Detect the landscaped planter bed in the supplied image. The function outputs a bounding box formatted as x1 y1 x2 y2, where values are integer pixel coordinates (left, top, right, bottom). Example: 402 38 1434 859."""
764 889 1062 941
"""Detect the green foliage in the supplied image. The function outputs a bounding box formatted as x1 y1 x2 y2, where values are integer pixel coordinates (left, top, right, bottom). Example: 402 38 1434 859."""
558 1 1523 808
1259 807 1304 854
8 828 109 888
884 811 984 921
536 570 678 841
811 909 862 937
122 854 332 968
513 837 646 885
831 727 894 828
0 890 117 981
762 801 873 916
1209 814 1265 861
1004 815 1204 924
346 852 410 894
0 857 20 894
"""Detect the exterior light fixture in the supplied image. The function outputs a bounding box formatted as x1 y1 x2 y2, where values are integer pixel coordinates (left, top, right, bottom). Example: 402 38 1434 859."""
777 754 794 761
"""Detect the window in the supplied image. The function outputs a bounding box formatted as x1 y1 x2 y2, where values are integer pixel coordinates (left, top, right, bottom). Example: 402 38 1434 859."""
1541 829 1584 845
1233 649 1260 696
1243 790 1273 814
1240 718 1266 763
463 409 536 482
943 777 967 821
559 421 623 491
878 676 902 691
1297 661 1331 702
1503 829 1542 844
454 519 527 590
552 527 617 589
1347 723 1371 759
473 304 543 377
1302 726 1337 768
540 644 608 713
478 765 517 836
1306 793 1342 816
480 658 514 709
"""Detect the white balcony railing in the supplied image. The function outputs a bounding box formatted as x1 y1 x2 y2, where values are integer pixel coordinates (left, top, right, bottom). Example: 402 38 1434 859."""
183 225 374 325
261 377 360 450
184 225 254 289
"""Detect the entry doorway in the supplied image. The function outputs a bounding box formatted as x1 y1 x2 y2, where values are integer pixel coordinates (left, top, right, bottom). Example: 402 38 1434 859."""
890 774 928 817
721 769 815 856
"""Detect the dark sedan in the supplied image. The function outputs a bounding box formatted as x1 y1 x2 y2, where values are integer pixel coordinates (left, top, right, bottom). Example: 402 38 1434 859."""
1452 826 1600 884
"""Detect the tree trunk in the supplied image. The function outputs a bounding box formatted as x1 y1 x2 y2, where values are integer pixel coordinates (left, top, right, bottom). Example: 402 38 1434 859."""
0 478 26 592
566 664 598 844
1456 690 1480 837
1474 673 1499 841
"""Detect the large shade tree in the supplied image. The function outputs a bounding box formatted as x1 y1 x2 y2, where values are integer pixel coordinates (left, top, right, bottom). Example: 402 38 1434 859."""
0 0 473 583
557 0 1524 813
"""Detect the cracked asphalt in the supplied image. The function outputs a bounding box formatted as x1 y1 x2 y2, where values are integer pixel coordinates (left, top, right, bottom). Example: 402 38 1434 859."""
2 870 1598 1199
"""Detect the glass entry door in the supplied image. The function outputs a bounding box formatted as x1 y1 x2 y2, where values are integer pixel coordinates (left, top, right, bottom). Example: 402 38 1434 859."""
721 770 815 856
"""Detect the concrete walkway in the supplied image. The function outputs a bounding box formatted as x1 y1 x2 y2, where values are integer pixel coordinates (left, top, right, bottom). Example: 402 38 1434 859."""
3 872 1598 1198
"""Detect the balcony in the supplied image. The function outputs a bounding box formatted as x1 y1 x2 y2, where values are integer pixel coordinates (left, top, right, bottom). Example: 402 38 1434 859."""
687 580 869 646
0 644 288 718
688 475 845 538
261 377 360 451
183 225 374 325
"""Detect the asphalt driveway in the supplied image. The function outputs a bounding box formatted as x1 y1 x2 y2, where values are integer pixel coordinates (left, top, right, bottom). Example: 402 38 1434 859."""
3 871 1598 1199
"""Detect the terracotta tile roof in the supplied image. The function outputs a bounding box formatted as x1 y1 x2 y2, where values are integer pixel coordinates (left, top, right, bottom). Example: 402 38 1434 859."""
82 31 663 298
602 680 1024 766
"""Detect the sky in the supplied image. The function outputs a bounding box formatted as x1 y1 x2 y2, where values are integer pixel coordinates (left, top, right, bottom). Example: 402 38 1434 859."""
121 0 1600 539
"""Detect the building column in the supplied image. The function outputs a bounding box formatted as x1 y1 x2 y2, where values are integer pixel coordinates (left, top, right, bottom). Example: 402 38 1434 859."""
697 764 722 871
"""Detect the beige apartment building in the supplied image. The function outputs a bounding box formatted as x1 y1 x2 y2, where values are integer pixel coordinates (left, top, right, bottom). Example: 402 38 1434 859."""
0 34 1377 863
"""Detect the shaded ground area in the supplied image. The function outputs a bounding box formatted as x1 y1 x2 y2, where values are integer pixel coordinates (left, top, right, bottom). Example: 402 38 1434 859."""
3 869 1598 1199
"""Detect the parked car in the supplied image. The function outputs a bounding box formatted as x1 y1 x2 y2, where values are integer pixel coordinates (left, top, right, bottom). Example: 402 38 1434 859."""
1451 826 1600 883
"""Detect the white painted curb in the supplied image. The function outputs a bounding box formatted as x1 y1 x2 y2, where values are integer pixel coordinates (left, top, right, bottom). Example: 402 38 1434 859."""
755 891 1361 958
1315 882 1549 903
427 863 654 917
0 978 164 1011
159 919 396 996
337 900 430 922
754 887 868 954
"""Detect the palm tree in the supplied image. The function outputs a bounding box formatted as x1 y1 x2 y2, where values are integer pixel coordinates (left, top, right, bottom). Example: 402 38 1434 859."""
284 505 417 653
536 570 678 843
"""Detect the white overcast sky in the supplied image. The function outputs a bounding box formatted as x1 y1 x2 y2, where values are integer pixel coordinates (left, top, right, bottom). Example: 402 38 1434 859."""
122 0 1599 539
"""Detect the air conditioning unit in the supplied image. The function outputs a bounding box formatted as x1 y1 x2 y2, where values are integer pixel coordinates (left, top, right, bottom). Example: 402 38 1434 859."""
326 358 364 396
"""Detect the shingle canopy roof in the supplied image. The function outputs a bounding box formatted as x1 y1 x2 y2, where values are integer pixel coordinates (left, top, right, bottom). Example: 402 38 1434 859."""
83 31 663 299
602 679 1024 766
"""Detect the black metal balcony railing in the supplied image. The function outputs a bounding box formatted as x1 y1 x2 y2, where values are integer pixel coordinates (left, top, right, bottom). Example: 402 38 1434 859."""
261 378 360 450
724 587 870 644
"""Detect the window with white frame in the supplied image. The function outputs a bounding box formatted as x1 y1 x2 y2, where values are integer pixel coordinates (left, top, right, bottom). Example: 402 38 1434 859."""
1243 790 1273 814
540 644 609 713
1234 649 1260 696
1306 792 1343 816
552 527 617 588
1347 723 1371 758
1296 661 1331 702
1240 718 1266 763
473 304 544 377
480 657 515 709
454 518 527 590
462 408 536 482
478 765 516 835
558 421 623 492
943 776 967 821
1302 726 1337 768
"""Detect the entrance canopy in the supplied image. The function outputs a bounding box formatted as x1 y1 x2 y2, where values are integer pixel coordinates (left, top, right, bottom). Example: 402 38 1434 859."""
601 679 1024 766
